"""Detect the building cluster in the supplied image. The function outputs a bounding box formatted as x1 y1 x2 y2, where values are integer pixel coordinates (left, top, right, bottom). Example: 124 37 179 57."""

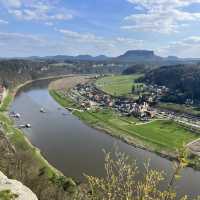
0 85 6 104
147 84 169 97
115 100 156 119
136 84 170 104
71 83 114 108
70 83 156 120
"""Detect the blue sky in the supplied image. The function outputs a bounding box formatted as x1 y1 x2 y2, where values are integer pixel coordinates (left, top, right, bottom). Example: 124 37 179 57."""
0 0 200 57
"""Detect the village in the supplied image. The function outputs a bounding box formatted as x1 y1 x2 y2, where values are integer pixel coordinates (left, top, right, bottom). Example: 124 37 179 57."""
138 83 195 106
69 82 157 121
64 80 200 133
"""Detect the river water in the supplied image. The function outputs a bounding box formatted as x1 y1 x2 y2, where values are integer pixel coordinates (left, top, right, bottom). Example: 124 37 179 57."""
11 80 200 198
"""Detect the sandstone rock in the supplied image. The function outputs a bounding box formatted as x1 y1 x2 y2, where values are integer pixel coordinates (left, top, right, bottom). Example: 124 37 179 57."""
0 171 38 200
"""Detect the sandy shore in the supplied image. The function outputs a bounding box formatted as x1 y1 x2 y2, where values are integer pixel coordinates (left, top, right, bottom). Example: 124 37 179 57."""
49 75 91 91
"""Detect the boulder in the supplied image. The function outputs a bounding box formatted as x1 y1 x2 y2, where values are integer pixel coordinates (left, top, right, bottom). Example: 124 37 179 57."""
0 171 38 200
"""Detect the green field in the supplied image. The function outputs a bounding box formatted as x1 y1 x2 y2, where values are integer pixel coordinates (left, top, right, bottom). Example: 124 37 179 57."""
75 110 198 152
50 90 198 153
95 74 144 97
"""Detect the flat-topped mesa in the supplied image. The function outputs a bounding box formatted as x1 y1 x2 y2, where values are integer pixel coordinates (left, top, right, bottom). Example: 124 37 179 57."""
116 50 161 62
124 50 155 57
0 171 38 200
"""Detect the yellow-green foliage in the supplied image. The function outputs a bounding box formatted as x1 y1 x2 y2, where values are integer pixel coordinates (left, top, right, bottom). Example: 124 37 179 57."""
0 190 18 200
0 91 13 112
74 150 193 200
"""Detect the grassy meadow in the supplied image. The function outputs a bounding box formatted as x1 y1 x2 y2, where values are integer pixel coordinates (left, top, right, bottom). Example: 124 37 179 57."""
75 109 198 152
95 74 144 97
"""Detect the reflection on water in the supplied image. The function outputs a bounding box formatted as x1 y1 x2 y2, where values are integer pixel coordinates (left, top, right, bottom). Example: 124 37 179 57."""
11 80 200 198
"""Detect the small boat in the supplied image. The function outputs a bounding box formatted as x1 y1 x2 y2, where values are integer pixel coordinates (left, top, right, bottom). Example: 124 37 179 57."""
14 113 21 118
40 108 46 113
66 107 73 111
19 123 31 129
25 124 31 128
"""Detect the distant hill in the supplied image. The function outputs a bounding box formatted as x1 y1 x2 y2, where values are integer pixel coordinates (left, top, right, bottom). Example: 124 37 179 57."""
93 55 110 61
141 64 200 101
165 56 179 61
20 50 200 65
0 58 127 88
115 50 162 63
44 55 74 61
75 54 110 61
34 54 110 62
0 59 48 87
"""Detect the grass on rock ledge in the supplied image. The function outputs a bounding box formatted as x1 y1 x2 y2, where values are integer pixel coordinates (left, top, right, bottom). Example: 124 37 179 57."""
0 190 18 200
0 91 13 112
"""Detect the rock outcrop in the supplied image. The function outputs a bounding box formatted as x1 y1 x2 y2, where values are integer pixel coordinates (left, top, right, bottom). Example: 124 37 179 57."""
0 171 38 200
0 129 76 200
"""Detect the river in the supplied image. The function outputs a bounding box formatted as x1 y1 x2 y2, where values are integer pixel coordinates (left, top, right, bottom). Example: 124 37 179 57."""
11 79 200 198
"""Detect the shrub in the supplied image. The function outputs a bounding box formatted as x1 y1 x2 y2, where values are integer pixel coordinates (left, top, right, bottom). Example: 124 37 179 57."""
74 149 196 200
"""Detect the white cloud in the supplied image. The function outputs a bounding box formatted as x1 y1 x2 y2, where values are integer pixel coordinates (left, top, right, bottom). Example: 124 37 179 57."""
59 29 103 42
0 19 8 24
8 8 72 21
0 0 73 22
58 30 200 58
0 32 44 44
58 29 144 56
0 31 64 57
123 0 200 34
0 30 145 57
45 22 53 26
158 36 200 57
2 30 200 58
0 0 22 8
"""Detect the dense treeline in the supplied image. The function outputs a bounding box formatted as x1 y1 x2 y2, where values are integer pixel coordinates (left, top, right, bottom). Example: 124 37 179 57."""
0 59 129 88
122 64 147 75
0 59 48 88
48 62 126 75
141 64 200 102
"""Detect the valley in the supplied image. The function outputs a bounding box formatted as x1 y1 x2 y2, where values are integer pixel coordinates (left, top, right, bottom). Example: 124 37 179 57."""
7 76 200 199
1 51 200 200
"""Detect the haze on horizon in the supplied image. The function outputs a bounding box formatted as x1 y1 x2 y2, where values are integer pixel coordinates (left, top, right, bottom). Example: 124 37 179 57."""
0 0 200 58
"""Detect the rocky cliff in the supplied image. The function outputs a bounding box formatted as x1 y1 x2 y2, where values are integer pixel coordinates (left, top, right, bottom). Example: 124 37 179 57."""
0 128 76 200
0 171 38 200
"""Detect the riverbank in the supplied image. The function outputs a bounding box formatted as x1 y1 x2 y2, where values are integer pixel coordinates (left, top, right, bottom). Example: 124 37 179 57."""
49 90 173 158
0 74 76 112
0 75 79 200
49 78 200 169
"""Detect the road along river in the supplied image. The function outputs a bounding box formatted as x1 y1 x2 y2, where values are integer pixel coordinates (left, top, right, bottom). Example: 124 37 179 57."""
11 79 200 198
